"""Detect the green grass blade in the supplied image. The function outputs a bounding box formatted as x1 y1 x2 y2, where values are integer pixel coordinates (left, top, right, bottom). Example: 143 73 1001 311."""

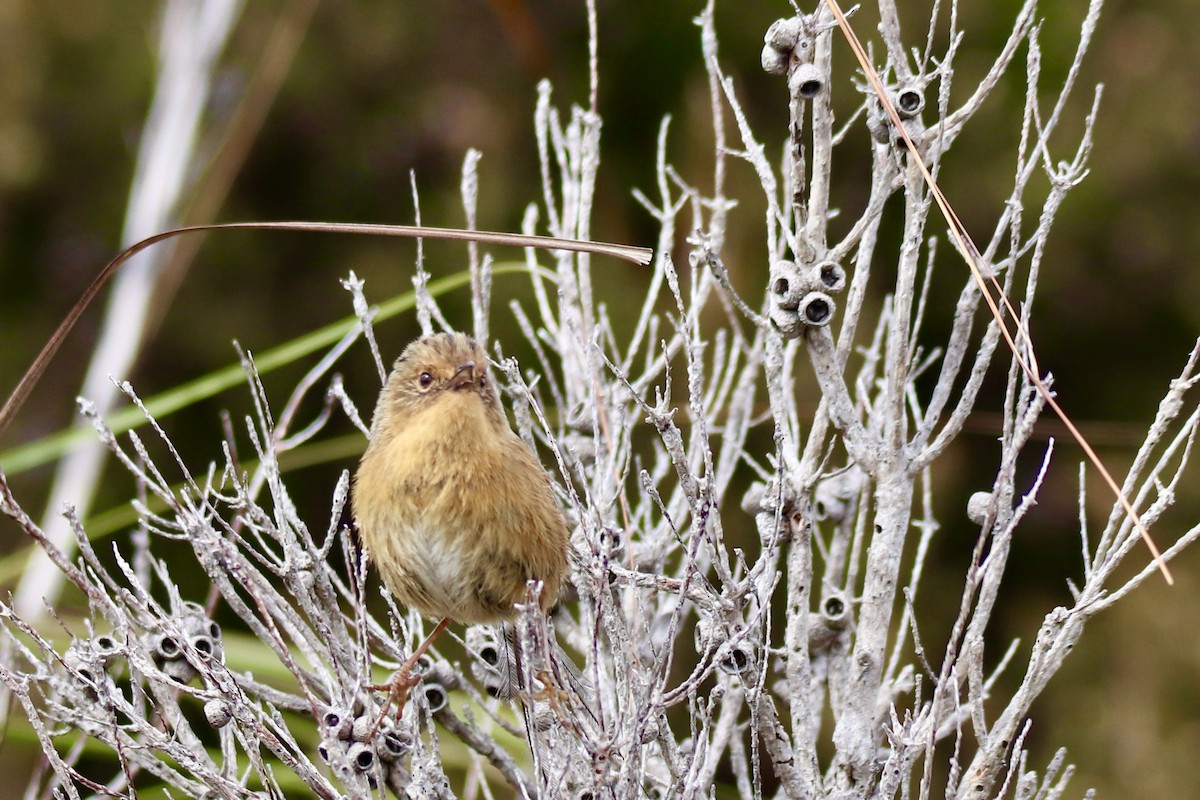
0 271 474 475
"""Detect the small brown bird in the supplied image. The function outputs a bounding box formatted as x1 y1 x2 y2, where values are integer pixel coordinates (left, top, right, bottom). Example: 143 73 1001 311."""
353 332 570 714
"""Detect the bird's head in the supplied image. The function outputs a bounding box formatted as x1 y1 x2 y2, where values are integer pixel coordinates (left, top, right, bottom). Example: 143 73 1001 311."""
373 332 504 429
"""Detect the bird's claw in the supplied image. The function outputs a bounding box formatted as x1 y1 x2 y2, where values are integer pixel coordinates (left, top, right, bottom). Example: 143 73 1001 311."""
365 668 423 738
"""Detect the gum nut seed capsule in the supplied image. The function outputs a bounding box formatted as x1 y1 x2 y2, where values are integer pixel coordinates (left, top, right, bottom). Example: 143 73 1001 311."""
719 643 752 675
466 625 503 670
967 491 993 525
483 676 507 699
821 592 850 628
153 633 181 661
770 306 805 339
798 291 836 327
808 614 838 651
71 663 98 690
893 117 925 150
423 681 448 713
63 646 87 671
93 634 120 660
761 44 789 75
180 600 205 617
770 260 804 309
812 493 845 522
813 475 852 522
190 633 214 658
347 742 375 773
204 699 232 728
599 526 623 553
895 82 925 119
764 16 804 51
378 730 412 761
868 109 891 144
564 431 597 465
483 661 516 698
161 657 199 684
351 713 378 742
815 260 846 292
789 62 824 100
326 710 354 741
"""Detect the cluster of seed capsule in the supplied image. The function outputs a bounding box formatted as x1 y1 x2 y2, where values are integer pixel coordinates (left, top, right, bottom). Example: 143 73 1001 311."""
144 601 223 683
760 15 823 100
867 77 927 149
760 15 935 337
768 258 847 338
61 631 123 704
317 703 414 789
763 13 928 151
762 20 844 334
56 601 225 734
61 601 222 697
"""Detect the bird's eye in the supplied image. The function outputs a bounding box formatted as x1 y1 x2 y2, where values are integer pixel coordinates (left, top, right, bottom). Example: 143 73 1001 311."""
478 375 487 389
418 372 434 389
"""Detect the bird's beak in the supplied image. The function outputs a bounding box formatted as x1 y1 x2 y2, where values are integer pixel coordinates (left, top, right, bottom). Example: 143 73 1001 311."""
447 361 477 390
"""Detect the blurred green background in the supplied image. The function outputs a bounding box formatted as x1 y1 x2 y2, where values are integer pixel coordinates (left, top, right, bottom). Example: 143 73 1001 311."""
1 0 1198 796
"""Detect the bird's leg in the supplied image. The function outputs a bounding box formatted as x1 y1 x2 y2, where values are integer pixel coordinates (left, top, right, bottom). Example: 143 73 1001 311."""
367 617 451 734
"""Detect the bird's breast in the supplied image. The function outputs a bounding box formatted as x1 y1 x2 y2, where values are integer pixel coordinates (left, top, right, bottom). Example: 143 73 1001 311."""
353 390 569 623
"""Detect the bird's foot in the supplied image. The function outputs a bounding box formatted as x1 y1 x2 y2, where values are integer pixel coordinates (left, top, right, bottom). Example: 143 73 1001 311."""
523 668 587 734
365 666 422 738
363 617 452 737
530 668 569 705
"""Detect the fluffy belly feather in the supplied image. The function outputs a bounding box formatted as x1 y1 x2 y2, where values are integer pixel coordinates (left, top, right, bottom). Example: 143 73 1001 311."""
354 382 567 623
